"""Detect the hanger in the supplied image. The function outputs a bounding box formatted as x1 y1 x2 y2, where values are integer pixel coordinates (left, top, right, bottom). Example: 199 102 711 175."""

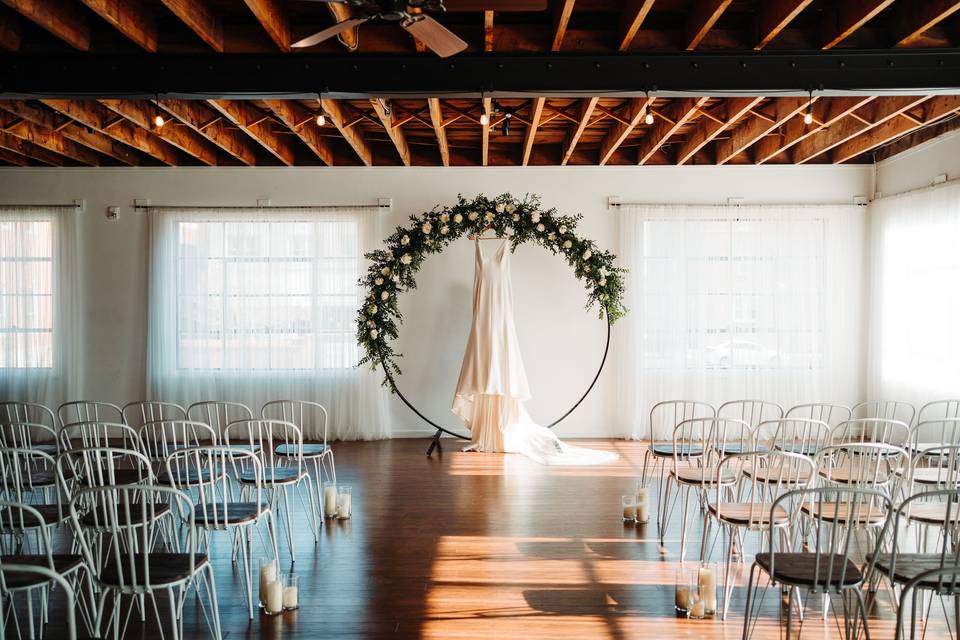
468 225 503 241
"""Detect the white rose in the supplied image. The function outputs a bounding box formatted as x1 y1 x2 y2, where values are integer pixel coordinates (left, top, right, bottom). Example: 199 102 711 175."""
468 211 478 221
599 267 608 277
512 213 520 222
380 291 389 301
563 240 573 249
369 329 378 339
484 211 495 222
454 213 463 224
375 277 383 285
422 222 432 234
495 203 505 213
599 278 607 286
505 203 516 213
531 212 541 223
367 304 378 315
400 254 412 265
401 235 410 246
584 265 590 272
391 274 400 283
547 232 556 241
559 225 568 234
381 266 391 276
440 213 450 223
583 250 592 261
536 223 545 232
440 225 449 235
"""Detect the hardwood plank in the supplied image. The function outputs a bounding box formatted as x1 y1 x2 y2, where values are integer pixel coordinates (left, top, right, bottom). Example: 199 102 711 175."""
77 0 157 51
0 8 19 50
617 0 656 51
157 99 257 165
262 99 334 166
714 97 807 164
598 97 650 166
428 98 449 167
753 96 873 164
158 0 223 52
243 0 290 51
100 99 218 165
0 0 90 50
561 97 598 166
207 99 294 166
551 0 576 51
371 99 411 166
822 0 895 49
755 0 814 49
521 98 546 166
2 119 100 165
676 97 762 165
637 97 709 165
321 98 373 166
894 1 960 47
685 0 733 50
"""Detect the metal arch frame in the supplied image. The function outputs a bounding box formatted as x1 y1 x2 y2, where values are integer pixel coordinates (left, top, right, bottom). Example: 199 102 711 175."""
378 309 612 457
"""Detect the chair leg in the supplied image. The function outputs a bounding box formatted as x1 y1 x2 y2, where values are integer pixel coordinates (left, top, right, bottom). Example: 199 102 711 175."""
680 485 692 562
281 486 296 563
241 526 253 620
700 513 712 562
167 587 180 640
660 475 675 549
741 563 758 640
204 565 223 640
785 583 795 640
722 524 736 620
304 477 320 542
855 588 871 640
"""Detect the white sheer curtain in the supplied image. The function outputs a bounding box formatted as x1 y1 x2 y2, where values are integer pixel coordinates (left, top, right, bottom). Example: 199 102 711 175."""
146 206 389 440
867 182 960 406
0 206 79 409
616 204 865 439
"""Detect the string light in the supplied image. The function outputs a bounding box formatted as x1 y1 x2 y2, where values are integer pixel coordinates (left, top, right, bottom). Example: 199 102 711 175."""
153 113 165 128
480 112 489 126
644 90 654 125
803 90 814 125
316 113 326 126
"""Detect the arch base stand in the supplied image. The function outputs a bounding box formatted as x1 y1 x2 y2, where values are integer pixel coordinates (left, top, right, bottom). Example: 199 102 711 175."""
426 429 444 457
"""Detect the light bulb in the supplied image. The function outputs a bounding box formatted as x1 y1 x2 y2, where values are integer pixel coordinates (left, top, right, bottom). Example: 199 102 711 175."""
803 111 813 125
645 111 655 125
316 113 326 127
480 113 489 126
153 114 165 128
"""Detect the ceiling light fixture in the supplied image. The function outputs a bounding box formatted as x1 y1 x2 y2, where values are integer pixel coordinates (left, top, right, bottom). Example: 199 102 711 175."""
153 94 165 129
316 113 326 127
644 90 655 125
479 90 489 126
803 90 814 125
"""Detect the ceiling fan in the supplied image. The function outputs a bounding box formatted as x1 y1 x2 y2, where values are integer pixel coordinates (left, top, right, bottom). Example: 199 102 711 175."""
292 0 469 58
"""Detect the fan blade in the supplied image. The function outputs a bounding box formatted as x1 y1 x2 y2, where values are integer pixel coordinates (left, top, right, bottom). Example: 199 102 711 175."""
402 15 467 58
291 17 369 48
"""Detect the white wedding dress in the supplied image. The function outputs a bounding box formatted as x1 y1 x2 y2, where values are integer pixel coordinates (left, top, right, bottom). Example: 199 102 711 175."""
451 239 618 466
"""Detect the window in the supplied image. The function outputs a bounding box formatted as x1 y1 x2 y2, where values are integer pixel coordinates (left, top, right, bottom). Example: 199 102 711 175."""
0 215 54 369
174 217 360 371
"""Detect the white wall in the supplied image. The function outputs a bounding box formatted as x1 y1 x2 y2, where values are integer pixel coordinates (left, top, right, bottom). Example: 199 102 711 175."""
0 164 870 437
875 129 960 196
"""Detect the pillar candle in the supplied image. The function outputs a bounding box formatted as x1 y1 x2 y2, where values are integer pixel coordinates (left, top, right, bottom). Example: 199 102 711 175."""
338 492 352 519
324 484 338 517
283 585 299 610
636 500 649 523
699 566 717 613
258 560 276 606
622 503 636 520
689 599 706 619
266 580 283 614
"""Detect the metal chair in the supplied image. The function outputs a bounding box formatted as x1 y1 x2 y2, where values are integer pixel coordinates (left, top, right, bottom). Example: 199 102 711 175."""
139 420 218 484
718 400 784 431
262 400 337 499
831 418 911 447
58 420 145 459
742 486 893 640
69 484 222 640
122 401 187 429
187 401 253 443
909 418 960 461
785 403 852 430
57 401 124 428
0 422 60 459
853 400 916 428
224 419 319 562
0 448 69 529
0 402 58 456
917 399 960 424
641 401 715 530
754 418 831 457
0 563 79 640
892 566 960 640
165 446 279 620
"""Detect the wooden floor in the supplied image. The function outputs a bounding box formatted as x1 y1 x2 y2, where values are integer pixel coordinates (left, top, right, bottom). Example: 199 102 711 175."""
19 439 955 639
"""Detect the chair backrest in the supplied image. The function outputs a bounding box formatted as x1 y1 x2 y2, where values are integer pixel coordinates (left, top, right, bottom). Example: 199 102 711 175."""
830 418 910 447
60 420 144 454
911 418 960 450
853 400 916 427
885 489 960 597
0 422 59 454
0 448 63 515
907 445 960 491
122 401 187 430
165 446 265 530
917 399 960 424
755 418 831 456
815 442 910 489
261 400 329 445
714 451 816 527
768 486 893 594
58 401 124 428
224 418 304 479
0 401 57 430
718 400 784 429
671 417 714 466
0 562 77 639
708 418 753 458
0 500 56 562
56 447 155 508
69 484 196 592
649 401 714 442
187 401 253 440
139 420 217 464
785 403 852 429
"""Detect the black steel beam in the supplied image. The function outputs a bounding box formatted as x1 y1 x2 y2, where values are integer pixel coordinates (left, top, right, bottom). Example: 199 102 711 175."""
1 51 960 99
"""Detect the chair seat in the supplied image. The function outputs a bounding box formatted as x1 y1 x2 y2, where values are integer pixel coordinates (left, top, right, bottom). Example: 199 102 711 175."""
671 466 736 485
715 444 752 456
870 553 960 590
275 443 329 458
775 443 820 456
708 502 790 526
818 462 888 485
902 502 960 525
100 552 207 587
194 502 268 526
222 443 261 453
800 501 888 525
910 467 958 485
651 444 704 458
80 503 171 528
0 554 84 589
0 504 69 527
756 552 862 588
34 443 58 456
157 468 222 486
238 467 306 485
744 465 813 485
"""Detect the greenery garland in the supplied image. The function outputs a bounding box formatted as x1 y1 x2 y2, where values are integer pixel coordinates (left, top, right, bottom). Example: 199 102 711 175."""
357 193 627 384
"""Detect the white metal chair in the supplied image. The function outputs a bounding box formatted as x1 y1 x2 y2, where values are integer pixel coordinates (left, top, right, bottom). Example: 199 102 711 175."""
0 448 69 530
165 446 279 619
718 400 784 431
58 420 145 459
262 400 337 496
57 401 124 428
122 401 187 429
139 420 218 484
830 418 911 448
0 562 80 640
0 403 58 456
917 399 960 424
224 419 319 562
754 418 831 457
785 403 852 429
0 422 60 459
187 401 253 444
853 400 916 428
69 484 222 640
909 418 960 461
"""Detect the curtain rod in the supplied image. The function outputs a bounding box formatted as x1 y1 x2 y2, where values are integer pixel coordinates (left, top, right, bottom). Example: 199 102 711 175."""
606 199 865 209
0 200 84 211
134 201 391 213
874 174 960 202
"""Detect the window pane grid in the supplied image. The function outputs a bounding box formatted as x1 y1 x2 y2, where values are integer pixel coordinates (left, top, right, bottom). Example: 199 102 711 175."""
0 219 54 369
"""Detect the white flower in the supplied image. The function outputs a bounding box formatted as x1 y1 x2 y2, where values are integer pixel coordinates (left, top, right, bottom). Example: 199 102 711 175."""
468 211 478 221
559 225 568 234
369 329 378 339
422 222 432 234
440 213 450 223
381 266 391 276
548 232 556 241
375 277 383 286
386 250 393 260
582 250 592 261
454 213 463 224
536 223 545 232
599 277 607 286
380 291 389 301
495 203 505 213
563 240 573 249
505 227 514 237
440 225 449 235
400 254 412 265
401 235 410 246
599 267 608 277
367 304 378 315
484 211 495 222
512 213 520 222
505 203 516 213
391 274 400 283
584 265 590 272
530 211 541 223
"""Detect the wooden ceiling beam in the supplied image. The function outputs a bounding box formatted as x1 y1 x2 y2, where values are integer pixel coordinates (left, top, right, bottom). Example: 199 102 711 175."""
0 146 29 165
321 98 373 166
0 0 90 50
484 10 494 52
793 95 929 163
715 98 807 164
481 97 492 166
243 0 290 51
41 99 179 165
77 0 157 51
753 96 872 163
617 0 657 51
101 99 218 165
0 100 138 164
207 99 295 165
371 99 411 167
561 97 598 165
521 97 546 166
677 97 763 165
0 9 20 50
158 0 223 52
3 119 100 165
598 97 651 166
262 99 334 166
832 95 960 162
894 1 960 47
638 97 710 164
427 98 449 167
551 0 576 50
823 0 896 49
0 130 64 165
157 100 257 165
685 0 733 50
755 0 814 49
326 2 358 51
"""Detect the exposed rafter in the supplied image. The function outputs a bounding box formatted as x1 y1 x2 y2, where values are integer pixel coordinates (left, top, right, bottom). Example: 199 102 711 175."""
78 0 157 51
551 0 576 51
894 1 960 47
262 99 333 166
0 9 20 50
326 2 358 51
2 119 100 165
371 98 411 167
521 98 545 166
598 97 651 166
562 97 598 165
158 0 224 52
0 0 90 50
321 98 372 166
755 0 814 49
481 97 492 166
676 97 762 165
207 99 294 165
100 99 218 165
685 0 732 50
243 0 290 51
637 97 709 164
714 97 807 164
754 96 874 163
156 100 257 165
617 0 656 51
427 98 449 167
0 146 29 165
823 0 896 49
0 130 66 165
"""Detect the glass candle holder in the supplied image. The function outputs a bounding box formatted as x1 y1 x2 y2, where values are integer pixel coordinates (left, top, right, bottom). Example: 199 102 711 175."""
282 573 299 611
337 485 353 519
323 481 338 518
258 558 276 609
621 495 637 522
635 482 650 524
698 563 718 615
674 567 693 613
264 576 283 616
